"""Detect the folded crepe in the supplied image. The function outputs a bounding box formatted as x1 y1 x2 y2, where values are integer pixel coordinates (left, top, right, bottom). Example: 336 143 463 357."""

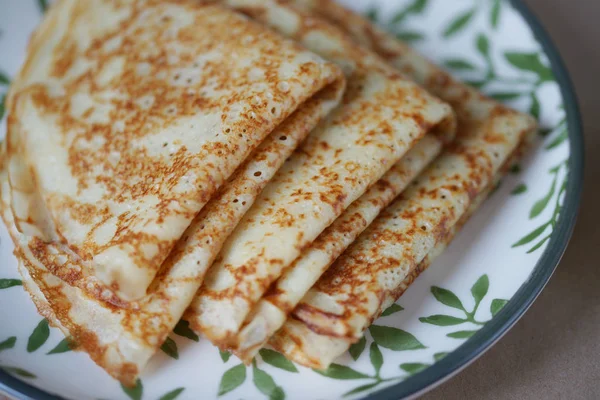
270 127 535 368
232 134 443 362
270 182 494 368
270 141 531 369
261 0 537 368
6 0 343 304
215 0 535 362
2 0 347 385
184 0 456 349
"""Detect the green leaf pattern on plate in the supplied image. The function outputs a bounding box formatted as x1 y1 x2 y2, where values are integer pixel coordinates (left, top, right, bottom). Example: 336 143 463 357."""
27 319 50 353
0 71 10 85
313 364 370 380
121 379 143 400
369 343 384 376
207 271 513 399
418 314 467 326
37 0 48 13
158 387 185 400
0 337 38 381
444 59 476 71
342 382 381 397
490 299 509 317
446 330 479 339
470 275 489 312
0 94 6 121
513 157 568 253
348 335 367 361
0 337 16 352
511 183 528 195
369 0 430 44
381 303 404 317
319 342 452 397
399 362 429 375
252 361 285 400
160 337 179 360
369 325 426 351
173 319 199 342
219 349 231 363
2 367 36 379
427 1 569 258
218 364 247 396
430 286 466 311
0 279 22 290
421 275 512 339
443 8 476 38
47 337 73 355
490 0 502 29
0 70 9 120
259 349 298 373
214 348 299 399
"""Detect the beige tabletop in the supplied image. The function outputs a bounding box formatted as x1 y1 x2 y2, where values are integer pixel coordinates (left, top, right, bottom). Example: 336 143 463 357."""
421 0 600 399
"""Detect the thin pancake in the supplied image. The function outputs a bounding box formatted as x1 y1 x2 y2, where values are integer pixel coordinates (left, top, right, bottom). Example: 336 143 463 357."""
2 0 346 385
289 107 535 340
7 0 343 302
185 0 456 348
222 0 533 362
232 134 443 362
269 170 511 369
3 74 344 387
266 0 536 367
269 207 462 370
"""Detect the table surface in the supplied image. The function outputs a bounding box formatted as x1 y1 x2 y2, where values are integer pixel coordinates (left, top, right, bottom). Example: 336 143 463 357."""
421 0 600 399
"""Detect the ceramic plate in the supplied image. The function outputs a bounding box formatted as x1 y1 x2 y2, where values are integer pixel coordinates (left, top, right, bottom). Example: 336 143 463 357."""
0 0 583 399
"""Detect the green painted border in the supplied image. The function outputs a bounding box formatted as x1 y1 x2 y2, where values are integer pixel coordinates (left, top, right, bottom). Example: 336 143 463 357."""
0 1 584 399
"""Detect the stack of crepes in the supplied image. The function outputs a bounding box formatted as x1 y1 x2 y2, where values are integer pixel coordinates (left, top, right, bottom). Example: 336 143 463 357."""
0 0 536 386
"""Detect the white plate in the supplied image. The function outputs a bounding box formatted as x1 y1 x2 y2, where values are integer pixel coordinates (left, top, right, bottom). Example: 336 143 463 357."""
0 1 583 399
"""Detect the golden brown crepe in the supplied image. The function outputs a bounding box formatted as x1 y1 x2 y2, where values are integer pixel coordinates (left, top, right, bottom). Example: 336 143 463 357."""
7 0 343 304
184 0 456 350
269 183 493 368
2 0 346 385
260 0 537 368
232 134 443 362
270 147 531 369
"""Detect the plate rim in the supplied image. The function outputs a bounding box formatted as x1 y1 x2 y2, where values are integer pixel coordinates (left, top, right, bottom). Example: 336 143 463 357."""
0 0 584 399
